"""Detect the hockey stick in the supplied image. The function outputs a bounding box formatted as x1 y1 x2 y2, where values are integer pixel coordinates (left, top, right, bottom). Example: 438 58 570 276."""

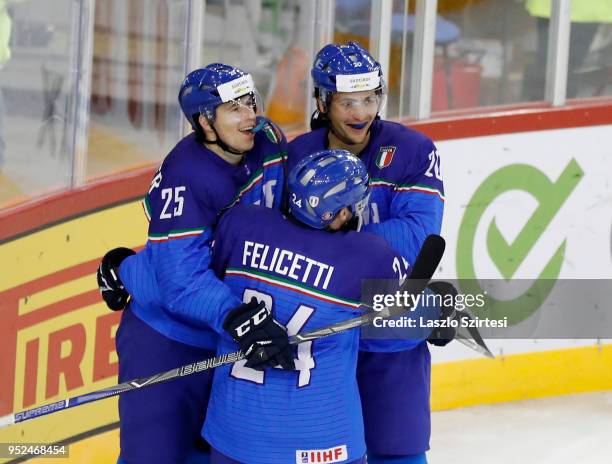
0 235 445 430
456 332 494 358
455 311 495 358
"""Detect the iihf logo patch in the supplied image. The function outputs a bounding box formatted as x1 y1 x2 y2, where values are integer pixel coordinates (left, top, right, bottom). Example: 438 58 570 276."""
296 445 348 463
376 146 396 169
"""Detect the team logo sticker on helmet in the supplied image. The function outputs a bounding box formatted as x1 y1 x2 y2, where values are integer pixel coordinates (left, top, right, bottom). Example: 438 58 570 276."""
309 196 320 208
336 71 381 92
376 146 396 169
217 74 254 102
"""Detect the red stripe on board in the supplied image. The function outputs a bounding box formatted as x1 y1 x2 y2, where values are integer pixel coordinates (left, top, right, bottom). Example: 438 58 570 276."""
407 98 612 141
2 99 611 242
3 247 143 302
7 259 101 298
0 166 154 242
16 289 102 330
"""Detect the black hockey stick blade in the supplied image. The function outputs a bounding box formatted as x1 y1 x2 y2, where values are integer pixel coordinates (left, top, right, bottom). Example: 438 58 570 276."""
456 311 495 358
455 333 495 359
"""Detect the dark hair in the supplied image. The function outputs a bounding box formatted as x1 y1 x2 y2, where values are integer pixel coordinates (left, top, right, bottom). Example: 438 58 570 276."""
309 111 329 131
191 114 205 143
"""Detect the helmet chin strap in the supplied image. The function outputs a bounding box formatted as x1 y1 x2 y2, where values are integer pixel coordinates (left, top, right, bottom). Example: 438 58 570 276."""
204 123 246 156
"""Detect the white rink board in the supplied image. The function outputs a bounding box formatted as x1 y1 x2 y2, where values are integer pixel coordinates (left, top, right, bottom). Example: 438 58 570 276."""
431 124 612 362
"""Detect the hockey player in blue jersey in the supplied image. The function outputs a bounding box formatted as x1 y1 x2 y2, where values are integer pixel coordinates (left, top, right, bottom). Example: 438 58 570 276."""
206 149 441 464
288 42 448 464
96 64 289 464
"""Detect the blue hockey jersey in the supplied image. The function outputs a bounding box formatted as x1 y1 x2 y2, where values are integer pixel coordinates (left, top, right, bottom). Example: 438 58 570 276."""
119 121 287 349
288 119 444 267
204 204 415 464
288 119 444 353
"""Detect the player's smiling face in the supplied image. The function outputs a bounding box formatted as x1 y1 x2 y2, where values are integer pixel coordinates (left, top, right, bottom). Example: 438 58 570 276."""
327 90 380 146
213 94 257 152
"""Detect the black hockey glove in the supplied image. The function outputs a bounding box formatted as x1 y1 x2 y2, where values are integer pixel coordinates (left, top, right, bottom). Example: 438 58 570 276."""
223 297 295 371
426 281 458 347
97 247 135 311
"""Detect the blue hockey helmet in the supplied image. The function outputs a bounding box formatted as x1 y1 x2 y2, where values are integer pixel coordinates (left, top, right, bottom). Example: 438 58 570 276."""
312 42 384 94
310 42 386 117
288 149 370 230
178 63 259 129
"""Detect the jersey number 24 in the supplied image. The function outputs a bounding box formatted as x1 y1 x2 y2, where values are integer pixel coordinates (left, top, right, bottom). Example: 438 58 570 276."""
231 289 315 388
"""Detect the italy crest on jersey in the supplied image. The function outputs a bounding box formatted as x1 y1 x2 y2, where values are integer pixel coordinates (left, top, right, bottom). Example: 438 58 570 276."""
264 122 281 144
376 146 396 169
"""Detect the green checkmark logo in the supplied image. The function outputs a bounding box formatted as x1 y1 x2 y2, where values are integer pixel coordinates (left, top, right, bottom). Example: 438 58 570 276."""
457 159 583 325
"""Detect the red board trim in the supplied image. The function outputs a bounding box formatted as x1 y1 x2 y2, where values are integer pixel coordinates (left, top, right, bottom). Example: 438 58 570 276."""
2 98 611 242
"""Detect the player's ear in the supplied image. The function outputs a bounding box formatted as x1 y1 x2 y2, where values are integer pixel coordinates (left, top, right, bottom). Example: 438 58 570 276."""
198 114 216 139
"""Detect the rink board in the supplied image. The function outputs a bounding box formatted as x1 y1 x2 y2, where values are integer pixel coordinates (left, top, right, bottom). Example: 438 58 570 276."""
1 108 611 462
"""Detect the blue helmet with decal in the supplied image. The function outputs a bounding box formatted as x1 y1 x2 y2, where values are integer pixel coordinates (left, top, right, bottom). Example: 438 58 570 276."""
312 42 384 94
178 63 258 129
310 42 387 124
288 149 370 229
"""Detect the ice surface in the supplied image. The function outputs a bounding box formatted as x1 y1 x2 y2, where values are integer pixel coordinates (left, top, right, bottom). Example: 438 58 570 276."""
429 391 612 463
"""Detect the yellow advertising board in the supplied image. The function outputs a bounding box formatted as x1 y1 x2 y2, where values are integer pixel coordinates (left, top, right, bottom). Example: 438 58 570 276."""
0 199 147 463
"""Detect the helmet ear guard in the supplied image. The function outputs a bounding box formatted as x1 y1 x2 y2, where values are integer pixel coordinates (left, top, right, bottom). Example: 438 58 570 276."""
313 87 332 113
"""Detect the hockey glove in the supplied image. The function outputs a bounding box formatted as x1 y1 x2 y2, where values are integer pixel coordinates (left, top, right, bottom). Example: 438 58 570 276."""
223 297 295 371
97 247 135 311
426 281 458 347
